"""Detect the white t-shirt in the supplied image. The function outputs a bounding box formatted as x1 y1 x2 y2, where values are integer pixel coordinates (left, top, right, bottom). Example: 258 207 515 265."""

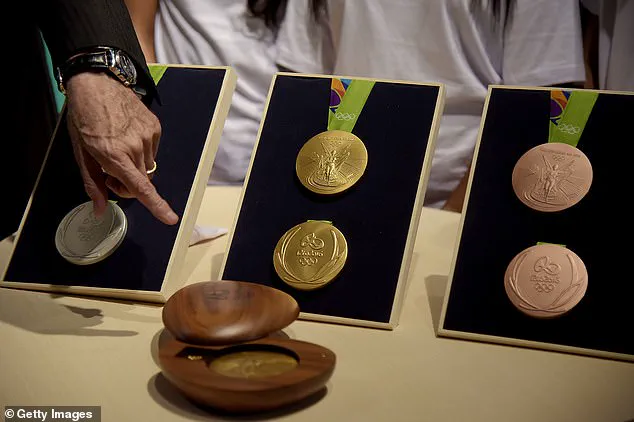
154 0 278 184
277 0 586 208
582 0 634 91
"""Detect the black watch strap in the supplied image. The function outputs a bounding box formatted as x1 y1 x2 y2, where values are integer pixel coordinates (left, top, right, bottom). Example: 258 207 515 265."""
56 47 145 97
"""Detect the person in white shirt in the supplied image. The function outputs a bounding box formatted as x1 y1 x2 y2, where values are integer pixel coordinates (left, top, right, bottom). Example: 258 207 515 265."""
271 0 586 211
124 0 284 185
581 0 633 91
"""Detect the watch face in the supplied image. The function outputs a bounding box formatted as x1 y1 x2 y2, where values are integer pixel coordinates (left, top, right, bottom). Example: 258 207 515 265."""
116 51 137 85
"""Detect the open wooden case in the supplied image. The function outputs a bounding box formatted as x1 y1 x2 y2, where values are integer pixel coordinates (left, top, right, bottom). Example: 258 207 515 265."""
0 65 236 303
158 280 335 414
220 73 445 329
439 85 634 362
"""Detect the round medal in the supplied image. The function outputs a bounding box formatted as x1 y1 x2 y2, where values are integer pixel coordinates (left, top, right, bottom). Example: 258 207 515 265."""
512 143 592 212
296 130 368 195
209 350 299 379
273 220 348 290
504 244 588 318
55 201 127 265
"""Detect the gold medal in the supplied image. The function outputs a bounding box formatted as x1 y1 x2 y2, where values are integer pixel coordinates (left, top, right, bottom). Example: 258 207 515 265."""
209 351 298 379
273 220 348 290
296 130 368 195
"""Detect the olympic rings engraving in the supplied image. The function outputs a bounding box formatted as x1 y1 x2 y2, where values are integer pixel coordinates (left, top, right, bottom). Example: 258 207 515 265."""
334 112 356 121
557 123 581 135
298 256 319 266
534 282 555 293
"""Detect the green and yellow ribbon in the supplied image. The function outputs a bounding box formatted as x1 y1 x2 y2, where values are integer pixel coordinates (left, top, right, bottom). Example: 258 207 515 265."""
328 78 375 133
549 89 598 147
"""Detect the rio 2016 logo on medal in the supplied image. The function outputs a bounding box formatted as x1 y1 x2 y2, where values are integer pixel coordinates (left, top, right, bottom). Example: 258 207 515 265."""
504 244 588 318
273 221 348 290
55 201 127 265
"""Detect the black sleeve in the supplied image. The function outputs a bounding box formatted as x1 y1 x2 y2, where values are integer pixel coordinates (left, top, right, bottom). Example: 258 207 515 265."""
35 0 157 103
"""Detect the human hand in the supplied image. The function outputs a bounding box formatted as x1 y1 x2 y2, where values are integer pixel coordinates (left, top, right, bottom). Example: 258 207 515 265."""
65 72 178 225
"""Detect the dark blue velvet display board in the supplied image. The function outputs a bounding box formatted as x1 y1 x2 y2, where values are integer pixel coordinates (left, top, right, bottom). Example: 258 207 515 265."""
439 86 634 361
1 66 234 301
221 74 444 327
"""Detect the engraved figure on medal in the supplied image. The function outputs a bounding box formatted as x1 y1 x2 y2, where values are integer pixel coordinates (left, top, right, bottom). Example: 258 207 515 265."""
296 130 368 195
308 141 351 187
273 221 348 290
504 244 588 318
512 143 592 212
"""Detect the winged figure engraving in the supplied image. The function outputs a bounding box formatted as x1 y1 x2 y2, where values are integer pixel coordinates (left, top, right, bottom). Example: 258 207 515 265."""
307 141 354 187
526 155 585 206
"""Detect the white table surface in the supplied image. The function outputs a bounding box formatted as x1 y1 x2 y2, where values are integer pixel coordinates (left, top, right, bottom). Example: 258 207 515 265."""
1 186 632 422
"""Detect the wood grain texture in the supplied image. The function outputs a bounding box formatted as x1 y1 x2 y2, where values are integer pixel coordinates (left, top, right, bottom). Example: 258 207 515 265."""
158 328 336 413
162 280 299 345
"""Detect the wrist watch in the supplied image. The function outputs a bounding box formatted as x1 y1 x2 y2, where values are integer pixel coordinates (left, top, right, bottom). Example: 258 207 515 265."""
56 47 146 97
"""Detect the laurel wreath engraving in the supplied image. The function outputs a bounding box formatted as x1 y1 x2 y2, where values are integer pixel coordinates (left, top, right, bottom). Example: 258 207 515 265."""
276 227 344 285
507 252 584 314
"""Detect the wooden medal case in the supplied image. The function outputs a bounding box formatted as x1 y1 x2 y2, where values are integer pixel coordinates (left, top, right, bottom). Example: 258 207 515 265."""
158 280 336 413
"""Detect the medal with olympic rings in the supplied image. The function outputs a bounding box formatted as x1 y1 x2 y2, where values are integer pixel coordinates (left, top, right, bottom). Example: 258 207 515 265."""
296 78 374 195
273 221 348 291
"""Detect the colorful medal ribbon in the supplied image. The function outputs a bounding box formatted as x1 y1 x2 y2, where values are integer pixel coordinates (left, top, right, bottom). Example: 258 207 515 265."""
149 64 168 85
328 78 375 133
549 89 599 147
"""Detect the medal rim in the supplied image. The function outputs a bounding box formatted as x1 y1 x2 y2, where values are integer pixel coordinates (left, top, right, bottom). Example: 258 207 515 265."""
295 130 368 195
504 244 588 319
55 201 128 265
512 142 593 212
273 221 348 291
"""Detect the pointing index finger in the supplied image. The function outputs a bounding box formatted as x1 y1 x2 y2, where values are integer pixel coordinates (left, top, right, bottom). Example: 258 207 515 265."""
105 156 179 225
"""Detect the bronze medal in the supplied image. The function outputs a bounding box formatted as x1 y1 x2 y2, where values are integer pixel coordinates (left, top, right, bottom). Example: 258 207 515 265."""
512 143 592 212
273 220 348 290
296 130 368 195
504 244 588 318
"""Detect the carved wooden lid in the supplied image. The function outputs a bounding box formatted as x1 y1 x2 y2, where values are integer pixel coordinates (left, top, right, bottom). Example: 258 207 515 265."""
162 281 299 345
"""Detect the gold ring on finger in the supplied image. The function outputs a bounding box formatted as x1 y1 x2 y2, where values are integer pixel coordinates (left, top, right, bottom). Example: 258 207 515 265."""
146 161 157 175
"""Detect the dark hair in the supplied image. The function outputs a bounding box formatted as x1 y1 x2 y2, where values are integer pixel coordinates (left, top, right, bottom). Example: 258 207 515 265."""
247 0 326 31
248 0 515 31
